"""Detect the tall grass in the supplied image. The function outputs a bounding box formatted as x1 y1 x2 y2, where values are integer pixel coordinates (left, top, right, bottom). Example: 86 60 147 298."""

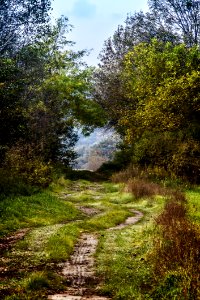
0 192 80 237
111 166 200 298
151 192 200 299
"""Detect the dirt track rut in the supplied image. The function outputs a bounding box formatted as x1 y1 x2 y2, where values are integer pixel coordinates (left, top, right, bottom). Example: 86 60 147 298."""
48 210 143 300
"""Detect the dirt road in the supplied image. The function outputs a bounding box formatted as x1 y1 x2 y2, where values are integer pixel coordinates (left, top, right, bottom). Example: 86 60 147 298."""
48 210 143 300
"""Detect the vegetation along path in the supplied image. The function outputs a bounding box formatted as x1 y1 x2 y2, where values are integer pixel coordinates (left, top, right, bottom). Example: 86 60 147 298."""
48 208 143 300
0 174 171 299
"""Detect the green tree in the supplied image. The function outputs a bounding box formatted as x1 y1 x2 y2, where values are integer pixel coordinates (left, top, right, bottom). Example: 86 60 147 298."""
120 40 200 181
94 11 179 128
1 16 106 168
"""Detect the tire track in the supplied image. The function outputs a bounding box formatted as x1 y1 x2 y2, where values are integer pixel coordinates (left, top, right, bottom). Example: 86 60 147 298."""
48 210 143 300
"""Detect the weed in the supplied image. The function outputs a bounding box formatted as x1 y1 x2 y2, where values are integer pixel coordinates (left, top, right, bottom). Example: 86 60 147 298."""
25 271 50 290
151 192 200 299
124 178 166 199
2 271 65 299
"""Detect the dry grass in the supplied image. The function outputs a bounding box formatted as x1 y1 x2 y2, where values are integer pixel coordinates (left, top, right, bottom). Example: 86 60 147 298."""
124 178 166 199
111 165 142 183
111 165 167 199
111 166 200 298
151 192 200 298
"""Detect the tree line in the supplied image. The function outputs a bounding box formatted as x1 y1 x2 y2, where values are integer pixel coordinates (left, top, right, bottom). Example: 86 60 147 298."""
0 0 105 186
94 0 200 183
0 0 200 186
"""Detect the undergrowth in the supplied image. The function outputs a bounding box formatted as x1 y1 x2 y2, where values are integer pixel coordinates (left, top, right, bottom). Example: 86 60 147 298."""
150 192 200 299
1 169 200 299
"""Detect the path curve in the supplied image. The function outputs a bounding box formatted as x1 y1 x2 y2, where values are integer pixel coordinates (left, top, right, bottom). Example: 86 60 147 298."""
48 210 143 300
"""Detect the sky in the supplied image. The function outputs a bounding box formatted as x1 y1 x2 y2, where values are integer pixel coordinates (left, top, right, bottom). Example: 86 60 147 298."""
51 0 148 65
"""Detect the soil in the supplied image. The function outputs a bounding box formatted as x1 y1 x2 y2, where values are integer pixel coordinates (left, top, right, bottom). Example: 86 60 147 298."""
0 228 29 254
77 206 101 217
48 210 143 300
108 210 143 230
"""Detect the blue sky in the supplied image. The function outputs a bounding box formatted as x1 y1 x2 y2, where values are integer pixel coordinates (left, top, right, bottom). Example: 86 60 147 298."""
52 0 148 65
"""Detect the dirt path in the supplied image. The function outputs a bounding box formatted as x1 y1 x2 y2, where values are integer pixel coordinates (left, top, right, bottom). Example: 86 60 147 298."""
48 210 143 300
0 228 29 254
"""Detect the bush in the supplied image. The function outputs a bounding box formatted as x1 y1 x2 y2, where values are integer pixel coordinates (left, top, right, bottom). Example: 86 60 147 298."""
111 165 141 183
4 143 53 187
0 168 39 199
169 139 200 184
151 192 200 299
125 178 165 199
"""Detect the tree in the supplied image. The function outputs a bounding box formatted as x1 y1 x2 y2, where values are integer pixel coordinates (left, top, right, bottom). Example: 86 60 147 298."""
148 0 200 46
119 40 200 181
94 11 179 128
0 0 51 56
0 16 106 168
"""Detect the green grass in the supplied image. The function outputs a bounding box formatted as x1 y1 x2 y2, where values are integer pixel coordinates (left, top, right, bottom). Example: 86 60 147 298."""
96 226 154 299
95 195 165 300
1 173 199 300
186 186 200 223
82 209 132 231
45 223 82 261
3 271 66 300
0 192 81 237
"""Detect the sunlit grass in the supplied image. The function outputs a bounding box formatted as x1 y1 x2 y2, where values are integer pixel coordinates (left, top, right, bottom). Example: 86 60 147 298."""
0 192 81 237
186 187 200 223
1 175 199 300
96 219 156 299
46 223 81 261
82 209 132 231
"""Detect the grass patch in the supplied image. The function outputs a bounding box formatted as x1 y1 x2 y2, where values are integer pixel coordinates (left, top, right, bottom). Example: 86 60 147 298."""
46 223 81 261
96 221 155 299
2 271 65 300
95 190 166 300
83 209 132 231
186 186 200 223
0 192 81 237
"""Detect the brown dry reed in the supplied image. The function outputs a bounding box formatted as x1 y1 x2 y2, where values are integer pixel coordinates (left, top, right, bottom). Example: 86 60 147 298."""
152 191 200 299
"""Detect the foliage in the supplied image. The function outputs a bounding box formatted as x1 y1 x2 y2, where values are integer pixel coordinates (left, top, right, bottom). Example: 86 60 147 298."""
0 168 40 200
0 0 51 56
106 40 200 182
0 58 27 159
0 14 106 173
4 142 53 187
94 1 200 183
149 0 200 46
94 10 180 128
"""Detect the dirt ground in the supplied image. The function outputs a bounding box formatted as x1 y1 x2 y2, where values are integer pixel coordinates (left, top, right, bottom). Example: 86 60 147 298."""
48 210 143 300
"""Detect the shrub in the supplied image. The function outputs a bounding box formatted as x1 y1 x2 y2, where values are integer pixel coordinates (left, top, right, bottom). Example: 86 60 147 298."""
151 192 200 299
111 165 142 183
124 178 165 199
0 168 39 199
4 143 53 187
